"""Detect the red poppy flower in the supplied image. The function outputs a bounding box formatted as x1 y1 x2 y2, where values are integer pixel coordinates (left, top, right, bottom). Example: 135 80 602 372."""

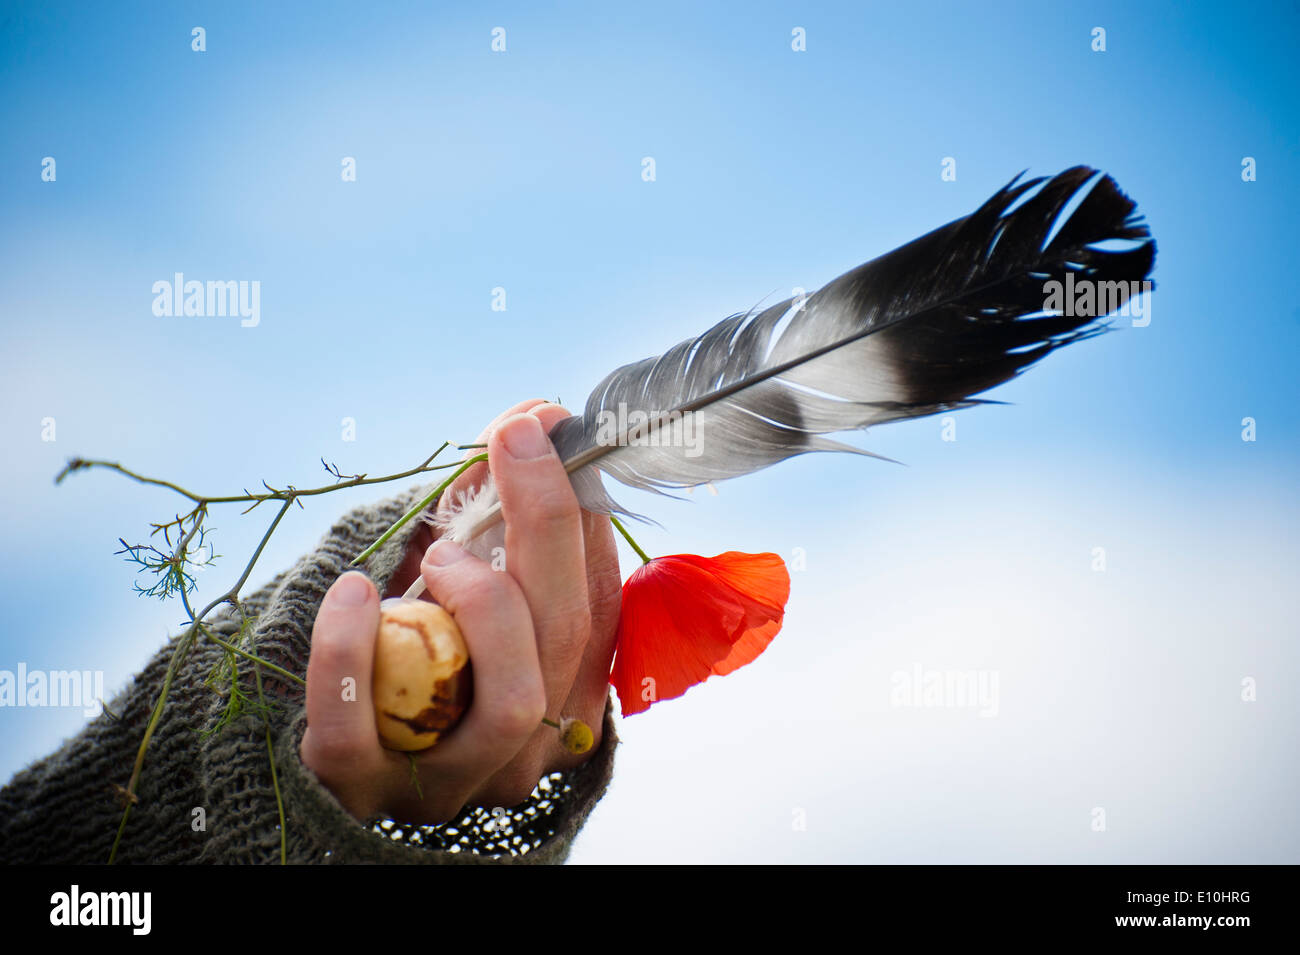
609 552 790 716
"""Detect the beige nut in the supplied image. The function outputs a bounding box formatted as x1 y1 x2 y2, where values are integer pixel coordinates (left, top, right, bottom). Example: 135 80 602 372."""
373 597 472 751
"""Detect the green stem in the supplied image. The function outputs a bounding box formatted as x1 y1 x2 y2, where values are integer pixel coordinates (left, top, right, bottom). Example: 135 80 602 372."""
207 634 305 687
111 501 292 862
89 443 476 861
253 660 287 865
408 754 423 800
60 444 463 505
109 628 194 863
351 453 488 566
610 515 652 565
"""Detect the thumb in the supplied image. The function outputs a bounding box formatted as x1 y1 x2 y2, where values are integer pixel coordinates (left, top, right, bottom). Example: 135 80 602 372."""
304 570 380 757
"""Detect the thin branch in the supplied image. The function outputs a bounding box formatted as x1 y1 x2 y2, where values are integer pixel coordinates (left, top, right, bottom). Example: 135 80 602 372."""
61 443 457 507
109 627 195 863
350 453 487 566
207 633 304 687
88 442 468 862
254 657 287 865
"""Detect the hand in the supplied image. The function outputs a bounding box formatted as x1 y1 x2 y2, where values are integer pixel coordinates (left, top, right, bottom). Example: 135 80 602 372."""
299 400 622 825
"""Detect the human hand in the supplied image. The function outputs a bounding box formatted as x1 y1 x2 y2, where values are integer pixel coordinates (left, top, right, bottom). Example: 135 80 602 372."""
299 400 622 824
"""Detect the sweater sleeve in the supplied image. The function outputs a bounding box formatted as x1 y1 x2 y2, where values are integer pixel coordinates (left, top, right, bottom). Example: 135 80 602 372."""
0 481 618 864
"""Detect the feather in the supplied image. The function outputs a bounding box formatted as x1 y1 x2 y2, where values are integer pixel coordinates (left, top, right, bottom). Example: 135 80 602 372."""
443 165 1155 546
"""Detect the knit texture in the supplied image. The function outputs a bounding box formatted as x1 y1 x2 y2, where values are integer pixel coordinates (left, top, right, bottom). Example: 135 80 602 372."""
0 482 618 864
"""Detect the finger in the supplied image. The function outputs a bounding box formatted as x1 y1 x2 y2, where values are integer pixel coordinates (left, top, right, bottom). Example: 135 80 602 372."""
513 402 620 765
415 539 547 779
304 571 381 761
493 403 618 745
490 413 592 717
391 403 551 599
523 400 572 436
569 508 622 713
437 399 551 516
512 401 618 723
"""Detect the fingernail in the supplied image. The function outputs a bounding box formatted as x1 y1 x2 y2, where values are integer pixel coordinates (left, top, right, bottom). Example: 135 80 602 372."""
333 571 372 606
424 539 467 566
499 414 549 460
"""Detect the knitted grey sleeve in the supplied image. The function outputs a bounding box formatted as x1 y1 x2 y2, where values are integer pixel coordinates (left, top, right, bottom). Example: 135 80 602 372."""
0 481 618 864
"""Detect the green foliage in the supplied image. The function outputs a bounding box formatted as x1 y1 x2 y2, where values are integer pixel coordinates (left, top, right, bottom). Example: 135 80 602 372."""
60 443 470 862
115 505 219 600
201 618 275 739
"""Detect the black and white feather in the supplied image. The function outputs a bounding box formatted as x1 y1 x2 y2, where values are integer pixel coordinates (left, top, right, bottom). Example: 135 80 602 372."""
439 165 1156 550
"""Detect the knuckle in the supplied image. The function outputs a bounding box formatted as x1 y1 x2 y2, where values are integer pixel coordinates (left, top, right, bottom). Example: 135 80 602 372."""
437 564 512 618
523 483 580 530
303 726 368 771
485 686 547 739
588 559 624 614
536 606 591 659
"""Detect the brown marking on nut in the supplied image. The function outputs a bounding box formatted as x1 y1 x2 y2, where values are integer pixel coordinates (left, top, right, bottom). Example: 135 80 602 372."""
372 598 472 752
384 616 442 662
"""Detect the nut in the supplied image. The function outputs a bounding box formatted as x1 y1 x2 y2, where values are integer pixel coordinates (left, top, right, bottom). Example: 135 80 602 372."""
372 597 472 751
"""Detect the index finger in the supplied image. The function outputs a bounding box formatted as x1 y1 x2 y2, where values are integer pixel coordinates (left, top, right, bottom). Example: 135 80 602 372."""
436 399 552 516
489 410 592 718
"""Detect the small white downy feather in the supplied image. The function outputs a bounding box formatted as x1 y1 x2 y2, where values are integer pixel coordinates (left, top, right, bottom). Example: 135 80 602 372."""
425 478 506 561
402 480 507 601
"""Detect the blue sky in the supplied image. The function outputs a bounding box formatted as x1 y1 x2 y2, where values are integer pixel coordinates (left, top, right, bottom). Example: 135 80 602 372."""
1 1 1297 862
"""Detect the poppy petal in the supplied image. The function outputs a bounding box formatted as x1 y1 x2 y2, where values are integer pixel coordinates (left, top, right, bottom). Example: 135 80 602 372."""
669 552 790 676
610 552 790 716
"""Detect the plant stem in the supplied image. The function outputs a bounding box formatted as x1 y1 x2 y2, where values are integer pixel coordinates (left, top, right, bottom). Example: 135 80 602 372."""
408 754 423 800
351 453 488 566
60 445 458 506
610 515 652 565
207 634 305 687
109 628 194 863
254 659 287 865
79 443 464 862
109 500 295 860
228 500 293 595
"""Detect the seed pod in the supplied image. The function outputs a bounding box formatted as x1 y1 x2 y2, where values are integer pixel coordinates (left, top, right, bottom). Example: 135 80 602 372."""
372 597 472 751
559 717 594 755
